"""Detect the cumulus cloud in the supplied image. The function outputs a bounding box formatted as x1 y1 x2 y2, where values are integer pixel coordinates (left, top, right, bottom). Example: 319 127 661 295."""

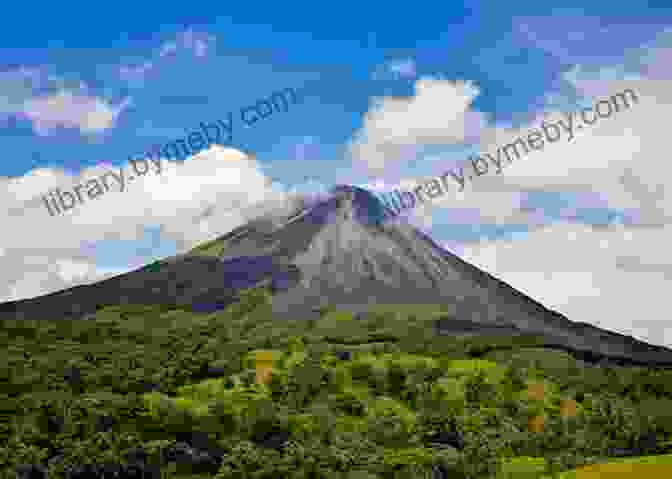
348 77 487 177
349 32 672 231
0 145 302 302
450 55 672 227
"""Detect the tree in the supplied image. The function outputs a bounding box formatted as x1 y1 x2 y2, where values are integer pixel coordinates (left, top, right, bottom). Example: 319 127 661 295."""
464 370 497 405
502 364 527 392
387 363 407 398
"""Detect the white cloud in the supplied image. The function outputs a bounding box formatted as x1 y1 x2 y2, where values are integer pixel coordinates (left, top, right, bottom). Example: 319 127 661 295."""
119 29 216 84
348 31 672 231
348 77 487 176
0 67 131 136
55 259 98 282
342 29 672 349
0 144 301 302
22 91 131 135
460 222 672 348
0 29 216 136
2 255 106 303
457 54 672 226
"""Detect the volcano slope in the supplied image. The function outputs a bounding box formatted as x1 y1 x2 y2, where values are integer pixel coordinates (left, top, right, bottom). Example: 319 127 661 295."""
1 184 671 367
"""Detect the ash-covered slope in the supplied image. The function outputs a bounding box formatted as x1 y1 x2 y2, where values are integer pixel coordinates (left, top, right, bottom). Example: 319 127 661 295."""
1 184 672 366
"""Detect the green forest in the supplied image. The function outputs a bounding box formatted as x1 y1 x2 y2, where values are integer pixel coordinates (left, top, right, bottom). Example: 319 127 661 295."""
3 287 672 478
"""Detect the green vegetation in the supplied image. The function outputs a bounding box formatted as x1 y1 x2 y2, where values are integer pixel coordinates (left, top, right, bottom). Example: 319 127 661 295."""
539 454 672 478
3 286 672 477
188 237 229 257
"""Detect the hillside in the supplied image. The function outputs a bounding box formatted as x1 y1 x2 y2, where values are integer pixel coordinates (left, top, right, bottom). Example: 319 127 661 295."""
4 290 672 478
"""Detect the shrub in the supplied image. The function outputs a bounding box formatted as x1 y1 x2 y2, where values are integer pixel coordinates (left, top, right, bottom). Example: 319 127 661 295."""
333 390 368 417
431 377 467 417
367 397 417 446
285 413 320 438
497 456 548 479
384 353 438 373
386 363 407 398
367 366 388 396
638 397 672 436
350 361 375 382
464 369 498 405
214 440 275 478
267 369 290 401
176 378 229 403
208 400 239 434
381 447 435 476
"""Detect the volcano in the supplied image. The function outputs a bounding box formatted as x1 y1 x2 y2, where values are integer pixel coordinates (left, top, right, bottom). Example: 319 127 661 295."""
2 184 672 367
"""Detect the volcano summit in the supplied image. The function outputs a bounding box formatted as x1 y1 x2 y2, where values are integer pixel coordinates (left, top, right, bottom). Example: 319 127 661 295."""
2 184 672 367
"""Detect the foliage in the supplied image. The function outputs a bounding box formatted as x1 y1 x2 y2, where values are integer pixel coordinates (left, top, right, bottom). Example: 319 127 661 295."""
3 286 672 478
497 456 548 479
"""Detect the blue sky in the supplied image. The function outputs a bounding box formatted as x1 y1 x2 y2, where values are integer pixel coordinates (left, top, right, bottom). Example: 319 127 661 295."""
2 2 672 346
